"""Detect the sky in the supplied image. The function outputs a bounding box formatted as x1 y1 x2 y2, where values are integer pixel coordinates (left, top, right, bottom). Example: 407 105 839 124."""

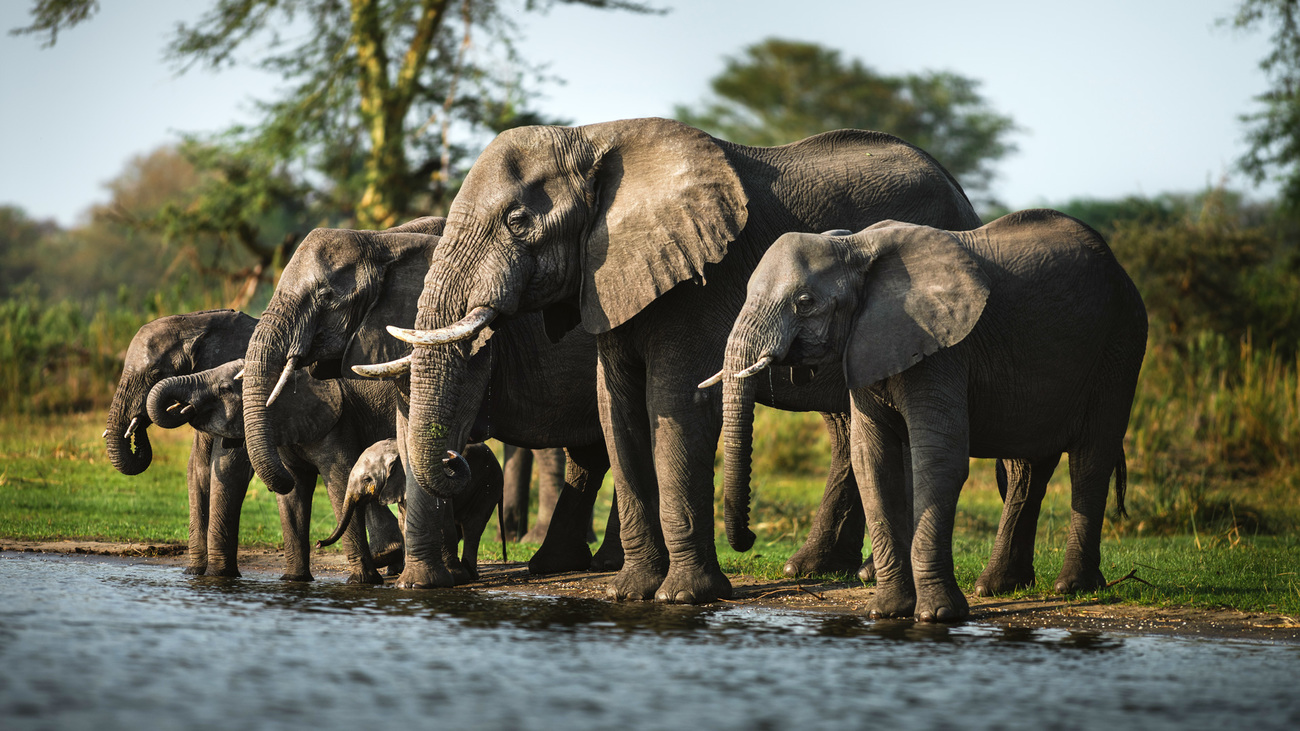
0 0 1280 227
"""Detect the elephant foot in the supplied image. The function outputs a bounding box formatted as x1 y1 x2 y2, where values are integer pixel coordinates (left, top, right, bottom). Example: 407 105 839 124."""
384 557 406 577
974 561 1037 597
395 561 455 589
183 564 207 576
589 538 624 572
867 580 916 619
346 568 385 585
784 543 863 578
606 563 668 601
280 572 314 582
915 579 969 623
204 565 242 579
857 554 876 583
654 565 732 605
1054 563 1107 595
528 536 592 575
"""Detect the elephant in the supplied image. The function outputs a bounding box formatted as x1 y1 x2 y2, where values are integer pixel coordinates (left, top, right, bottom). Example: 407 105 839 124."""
316 439 503 581
104 309 257 577
147 358 406 584
711 210 1148 621
234 217 623 586
388 117 991 604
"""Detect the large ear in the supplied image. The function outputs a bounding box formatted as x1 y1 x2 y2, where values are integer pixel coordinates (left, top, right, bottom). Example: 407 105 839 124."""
843 223 990 389
383 217 445 235
340 242 429 375
577 118 748 333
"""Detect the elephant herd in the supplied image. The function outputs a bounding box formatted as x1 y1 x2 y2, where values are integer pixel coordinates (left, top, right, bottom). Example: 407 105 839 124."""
104 117 1147 622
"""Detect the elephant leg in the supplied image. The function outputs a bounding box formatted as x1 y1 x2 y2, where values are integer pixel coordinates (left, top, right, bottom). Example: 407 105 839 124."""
365 504 405 574
850 396 915 618
975 455 1061 596
590 485 624 572
184 432 214 575
205 441 252 578
528 444 607 575
455 489 498 584
1055 440 1121 594
275 465 318 582
598 338 668 601
393 410 456 589
521 448 566 543
785 412 866 578
500 444 532 541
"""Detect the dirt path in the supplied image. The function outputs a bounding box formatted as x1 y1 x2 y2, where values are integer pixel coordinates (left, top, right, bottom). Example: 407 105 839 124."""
7 539 1298 642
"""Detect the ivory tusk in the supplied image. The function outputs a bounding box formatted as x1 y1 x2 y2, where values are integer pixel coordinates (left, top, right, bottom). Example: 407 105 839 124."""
266 356 299 408
351 354 412 379
697 369 725 389
124 417 139 439
180 404 195 416
233 368 244 381
101 429 109 439
735 355 775 380
166 402 182 412
387 306 497 346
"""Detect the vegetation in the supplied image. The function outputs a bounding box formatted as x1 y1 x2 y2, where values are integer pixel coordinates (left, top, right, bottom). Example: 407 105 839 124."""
675 39 1018 206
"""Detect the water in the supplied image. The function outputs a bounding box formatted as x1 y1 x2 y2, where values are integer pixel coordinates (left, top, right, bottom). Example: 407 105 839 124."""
1 552 1297 731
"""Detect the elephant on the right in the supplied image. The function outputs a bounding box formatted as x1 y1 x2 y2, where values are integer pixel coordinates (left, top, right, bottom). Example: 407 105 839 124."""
711 210 1148 622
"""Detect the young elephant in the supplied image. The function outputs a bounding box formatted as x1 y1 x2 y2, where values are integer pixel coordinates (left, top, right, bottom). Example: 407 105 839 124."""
105 310 258 577
147 359 405 584
317 439 503 581
710 210 1148 622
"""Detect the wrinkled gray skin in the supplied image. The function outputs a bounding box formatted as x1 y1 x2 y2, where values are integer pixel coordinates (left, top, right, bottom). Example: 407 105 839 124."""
318 439 502 580
104 310 257 576
237 217 621 587
716 211 1148 621
149 359 405 584
401 118 994 604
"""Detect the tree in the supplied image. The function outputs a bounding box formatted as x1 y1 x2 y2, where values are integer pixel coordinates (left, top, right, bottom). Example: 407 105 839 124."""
1228 0 1300 215
674 39 1018 206
13 0 659 288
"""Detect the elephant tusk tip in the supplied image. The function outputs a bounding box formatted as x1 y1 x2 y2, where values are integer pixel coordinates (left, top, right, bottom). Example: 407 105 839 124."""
697 369 725 389
166 401 182 412
233 368 244 381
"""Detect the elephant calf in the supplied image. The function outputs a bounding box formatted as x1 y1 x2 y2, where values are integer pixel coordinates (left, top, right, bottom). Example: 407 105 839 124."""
711 210 1148 622
318 439 503 581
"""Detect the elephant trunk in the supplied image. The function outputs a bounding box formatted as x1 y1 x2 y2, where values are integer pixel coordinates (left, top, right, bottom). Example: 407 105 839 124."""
317 491 363 549
407 343 475 499
146 373 202 429
105 374 152 476
242 309 302 495
721 338 762 553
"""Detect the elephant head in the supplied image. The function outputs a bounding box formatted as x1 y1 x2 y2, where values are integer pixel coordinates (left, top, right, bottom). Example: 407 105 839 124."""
392 118 749 497
150 359 345 451
317 438 404 549
241 217 444 494
105 310 257 475
707 222 990 550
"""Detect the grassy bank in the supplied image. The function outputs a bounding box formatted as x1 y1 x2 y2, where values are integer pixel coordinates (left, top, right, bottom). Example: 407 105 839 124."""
2 410 1296 616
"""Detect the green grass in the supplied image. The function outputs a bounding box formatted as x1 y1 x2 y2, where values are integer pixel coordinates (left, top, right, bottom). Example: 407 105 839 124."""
2 410 1297 616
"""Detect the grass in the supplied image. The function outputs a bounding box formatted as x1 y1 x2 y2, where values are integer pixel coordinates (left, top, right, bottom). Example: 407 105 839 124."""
4 409 1296 616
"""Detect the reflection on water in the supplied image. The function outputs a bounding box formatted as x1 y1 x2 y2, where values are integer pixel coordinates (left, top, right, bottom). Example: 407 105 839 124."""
1 552 1297 730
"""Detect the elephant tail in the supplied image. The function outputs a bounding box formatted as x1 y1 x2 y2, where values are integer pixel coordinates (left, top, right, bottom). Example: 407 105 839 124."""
1113 450 1128 519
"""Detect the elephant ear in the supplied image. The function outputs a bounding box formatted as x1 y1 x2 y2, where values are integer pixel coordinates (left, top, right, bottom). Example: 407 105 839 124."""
271 374 344 446
383 216 445 235
340 242 429 376
577 118 748 333
843 222 990 389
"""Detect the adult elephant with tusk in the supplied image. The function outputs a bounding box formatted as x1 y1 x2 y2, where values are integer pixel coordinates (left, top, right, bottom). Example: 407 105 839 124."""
713 212 1148 621
239 217 624 587
393 117 1007 604
105 310 257 577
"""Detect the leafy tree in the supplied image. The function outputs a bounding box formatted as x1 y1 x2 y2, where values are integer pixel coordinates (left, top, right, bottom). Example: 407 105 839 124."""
13 0 659 297
1227 0 1300 215
0 206 57 298
674 39 1018 205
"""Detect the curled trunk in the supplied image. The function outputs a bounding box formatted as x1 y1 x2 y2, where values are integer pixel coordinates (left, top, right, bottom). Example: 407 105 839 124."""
146 373 202 429
317 492 361 549
105 374 152 476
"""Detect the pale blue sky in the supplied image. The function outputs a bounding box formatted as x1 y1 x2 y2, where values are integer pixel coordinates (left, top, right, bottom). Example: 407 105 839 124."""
0 0 1278 226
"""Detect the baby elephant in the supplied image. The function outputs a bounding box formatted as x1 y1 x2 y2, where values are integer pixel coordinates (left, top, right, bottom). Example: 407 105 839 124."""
318 439 504 581
711 210 1148 622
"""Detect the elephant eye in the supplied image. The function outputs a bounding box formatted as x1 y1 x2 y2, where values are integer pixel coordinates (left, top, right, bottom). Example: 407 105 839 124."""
794 292 816 315
505 207 533 238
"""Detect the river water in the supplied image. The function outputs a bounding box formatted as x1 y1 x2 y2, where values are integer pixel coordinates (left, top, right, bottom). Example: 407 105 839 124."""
1 551 1297 730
